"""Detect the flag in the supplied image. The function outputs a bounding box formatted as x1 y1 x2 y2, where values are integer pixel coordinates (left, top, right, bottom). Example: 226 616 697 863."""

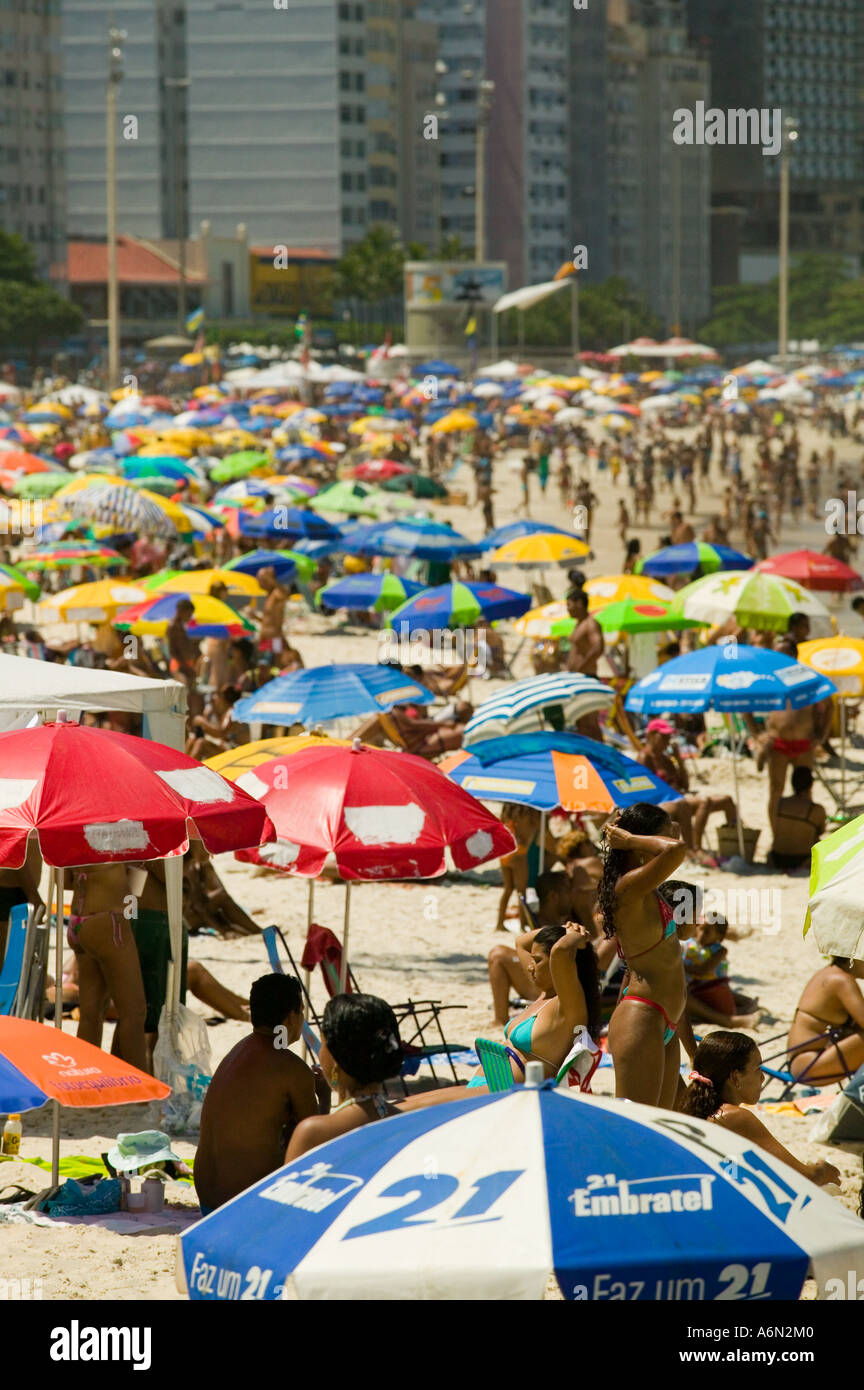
553 260 577 281
464 316 477 337
185 307 205 334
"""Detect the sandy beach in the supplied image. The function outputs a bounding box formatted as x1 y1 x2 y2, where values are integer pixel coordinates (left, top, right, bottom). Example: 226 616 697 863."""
3 413 863 1299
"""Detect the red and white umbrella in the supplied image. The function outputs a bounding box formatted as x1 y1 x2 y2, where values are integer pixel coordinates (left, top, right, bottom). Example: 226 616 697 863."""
234 741 516 987
0 721 274 868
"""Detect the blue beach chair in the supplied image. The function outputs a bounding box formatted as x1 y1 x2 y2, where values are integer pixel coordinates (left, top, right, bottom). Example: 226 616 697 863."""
0 903 30 1016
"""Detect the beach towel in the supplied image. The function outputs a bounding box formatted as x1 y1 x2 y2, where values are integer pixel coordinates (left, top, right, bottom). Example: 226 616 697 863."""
300 923 353 996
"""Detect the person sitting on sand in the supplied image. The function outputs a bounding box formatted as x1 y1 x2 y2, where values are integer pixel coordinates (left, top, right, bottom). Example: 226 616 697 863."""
196 974 323 1214
285 994 403 1160
638 718 737 862
680 1031 841 1187
786 957 864 1085
600 803 688 1108
769 766 826 873
682 914 761 1030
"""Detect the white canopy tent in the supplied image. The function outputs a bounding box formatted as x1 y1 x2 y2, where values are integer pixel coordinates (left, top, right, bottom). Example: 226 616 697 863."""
492 279 570 314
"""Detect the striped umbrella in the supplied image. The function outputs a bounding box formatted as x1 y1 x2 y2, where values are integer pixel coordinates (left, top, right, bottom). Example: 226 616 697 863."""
18 544 124 570
388 581 531 634
636 542 754 578
463 673 615 748
114 592 255 639
61 483 178 539
667 571 834 636
554 598 708 637
233 663 433 728
805 812 864 957
0 562 40 600
318 573 425 614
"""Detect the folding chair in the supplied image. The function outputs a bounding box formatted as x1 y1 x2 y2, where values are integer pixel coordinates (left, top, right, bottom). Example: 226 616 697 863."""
0 903 29 1016
474 1028 601 1093
758 1027 855 1101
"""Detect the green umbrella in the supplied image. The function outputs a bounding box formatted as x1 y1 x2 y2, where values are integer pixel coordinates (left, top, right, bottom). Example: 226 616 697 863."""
209 451 270 484
127 476 181 497
552 597 709 636
380 472 448 500
0 562 40 599
805 812 864 956
314 481 386 517
10 473 70 499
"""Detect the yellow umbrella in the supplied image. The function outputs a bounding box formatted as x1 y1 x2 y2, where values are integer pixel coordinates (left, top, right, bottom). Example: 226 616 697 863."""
490 532 591 569
210 429 262 450
133 438 193 458
55 473 126 496
39 580 148 622
180 352 204 366
797 637 864 696
155 427 213 448
152 567 264 598
584 574 674 611
512 600 571 637
348 416 403 435
563 376 591 390
205 733 355 781
429 410 478 435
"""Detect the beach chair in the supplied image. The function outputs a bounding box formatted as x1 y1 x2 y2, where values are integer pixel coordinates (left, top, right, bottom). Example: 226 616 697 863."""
0 903 29 1016
474 1028 601 1094
757 1028 854 1101
261 923 469 1088
475 1037 525 1091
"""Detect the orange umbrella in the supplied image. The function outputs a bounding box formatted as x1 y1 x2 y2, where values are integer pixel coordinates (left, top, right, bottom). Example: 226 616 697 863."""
0 1017 169 1109
0 449 54 474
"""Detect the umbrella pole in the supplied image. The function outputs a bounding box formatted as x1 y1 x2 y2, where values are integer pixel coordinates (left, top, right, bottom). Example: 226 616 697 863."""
538 811 546 874
302 879 314 1060
840 698 847 815
51 866 63 1187
340 881 351 994
728 722 746 858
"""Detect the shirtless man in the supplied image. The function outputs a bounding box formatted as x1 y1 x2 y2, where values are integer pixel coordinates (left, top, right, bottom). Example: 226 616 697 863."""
775 611 810 658
563 587 605 740
638 718 737 859
669 510 695 545
257 566 287 657
753 697 832 828
167 599 199 691
195 974 323 1214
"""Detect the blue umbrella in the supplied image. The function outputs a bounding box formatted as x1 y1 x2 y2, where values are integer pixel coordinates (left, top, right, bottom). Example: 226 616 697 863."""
464 673 615 747
341 518 483 562
388 581 531 634
224 549 306 581
241 509 343 542
482 519 581 551
233 662 433 727
637 543 754 578
413 360 462 377
318 574 426 613
275 446 330 464
625 643 836 715
178 1082 864 1301
443 731 680 810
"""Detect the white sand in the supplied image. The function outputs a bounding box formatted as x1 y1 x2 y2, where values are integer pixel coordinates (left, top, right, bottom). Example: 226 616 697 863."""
3 412 863 1299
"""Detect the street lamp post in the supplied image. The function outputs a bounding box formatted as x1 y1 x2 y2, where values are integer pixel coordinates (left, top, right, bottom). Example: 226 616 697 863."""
778 115 798 358
163 76 191 335
475 79 495 264
106 27 125 391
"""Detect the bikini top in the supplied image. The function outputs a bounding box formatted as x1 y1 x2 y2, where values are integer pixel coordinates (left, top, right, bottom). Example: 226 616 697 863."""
616 890 677 964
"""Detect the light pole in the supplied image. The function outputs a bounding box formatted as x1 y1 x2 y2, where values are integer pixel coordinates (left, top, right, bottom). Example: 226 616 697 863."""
106 27 125 390
475 78 495 264
163 76 191 334
778 115 798 358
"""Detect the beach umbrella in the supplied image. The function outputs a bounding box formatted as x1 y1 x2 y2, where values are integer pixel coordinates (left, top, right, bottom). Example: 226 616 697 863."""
213 479 276 505
489 532 591 569
482 519 579 551
584 575 674 611
463 673 615 748
626 644 836 853
637 542 754 578
756 550 864 593
798 636 864 811
512 600 572 638
61 482 179 539
341 518 483 562
9 472 69 499
805 813 864 959
379 472 449 499
0 448 55 474
442 731 680 812
146 567 264 599
209 451 271 483
205 733 353 782
429 409 477 434
667 571 834 637
387 581 531 634
0 561 40 601
241 508 343 543
18 544 124 570
224 548 316 582
234 662 433 729
314 481 388 517
352 460 413 482
318 573 425 614
38 580 148 622
115 592 254 639
179 1082 864 1301
554 598 708 637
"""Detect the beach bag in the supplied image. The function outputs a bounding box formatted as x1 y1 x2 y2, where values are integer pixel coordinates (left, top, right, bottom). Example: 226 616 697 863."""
153 1002 212 1135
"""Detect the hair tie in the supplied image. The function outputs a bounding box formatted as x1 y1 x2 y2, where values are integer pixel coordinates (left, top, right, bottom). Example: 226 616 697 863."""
688 1071 713 1086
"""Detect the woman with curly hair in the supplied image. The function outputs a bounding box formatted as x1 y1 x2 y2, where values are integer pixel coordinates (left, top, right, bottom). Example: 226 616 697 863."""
681 1031 840 1187
599 802 687 1107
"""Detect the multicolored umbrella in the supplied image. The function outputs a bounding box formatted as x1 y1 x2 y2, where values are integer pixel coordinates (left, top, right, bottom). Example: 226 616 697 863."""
483 519 579 551
114 592 255 639
39 580 148 622
233 663 434 728
233 741 515 880
18 544 124 570
441 732 680 812
0 561 40 600
637 542 754 578
554 598 708 637
146 567 264 599
388 581 531 634
61 482 178 539
584 575 674 611
756 549 863 593
318 573 425 614
463 673 615 748
224 548 316 582
0 1017 169 1113
179 1083 864 1301
805 812 864 957
667 571 834 636
489 532 591 569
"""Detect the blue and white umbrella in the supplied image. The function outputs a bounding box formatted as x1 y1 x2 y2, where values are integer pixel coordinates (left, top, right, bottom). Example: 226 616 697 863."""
625 643 837 715
233 662 433 728
463 673 615 748
341 518 483 563
179 1084 864 1301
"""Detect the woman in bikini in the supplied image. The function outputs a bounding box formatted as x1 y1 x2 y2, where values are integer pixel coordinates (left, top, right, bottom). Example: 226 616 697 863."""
65 861 148 1073
599 802 688 1108
786 957 864 1085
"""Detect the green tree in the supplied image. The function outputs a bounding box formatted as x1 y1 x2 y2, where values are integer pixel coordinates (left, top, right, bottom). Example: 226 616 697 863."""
698 253 853 349
0 231 38 285
0 281 83 359
438 234 474 261
500 276 661 351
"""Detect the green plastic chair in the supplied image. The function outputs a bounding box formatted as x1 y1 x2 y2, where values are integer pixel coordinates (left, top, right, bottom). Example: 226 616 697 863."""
474 1038 525 1091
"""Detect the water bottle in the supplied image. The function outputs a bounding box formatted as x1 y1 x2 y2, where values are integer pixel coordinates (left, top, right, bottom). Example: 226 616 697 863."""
2 1114 22 1156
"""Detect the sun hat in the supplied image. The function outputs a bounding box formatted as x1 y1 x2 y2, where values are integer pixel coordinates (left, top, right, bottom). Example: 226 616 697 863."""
645 717 674 735
106 1131 184 1174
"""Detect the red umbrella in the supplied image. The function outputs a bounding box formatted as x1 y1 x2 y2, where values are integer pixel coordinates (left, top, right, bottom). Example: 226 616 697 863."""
756 550 863 593
0 721 274 868
235 741 514 880
351 459 414 482
0 449 53 474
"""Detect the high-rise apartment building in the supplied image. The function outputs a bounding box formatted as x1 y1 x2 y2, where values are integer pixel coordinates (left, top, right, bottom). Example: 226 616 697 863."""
685 0 864 286
61 1 438 254
0 0 66 279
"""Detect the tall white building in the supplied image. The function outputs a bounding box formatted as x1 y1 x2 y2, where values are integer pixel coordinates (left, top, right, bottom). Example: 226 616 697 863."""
0 0 66 279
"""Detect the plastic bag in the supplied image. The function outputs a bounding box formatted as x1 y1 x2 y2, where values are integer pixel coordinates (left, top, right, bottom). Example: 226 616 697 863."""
153 1003 212 1135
